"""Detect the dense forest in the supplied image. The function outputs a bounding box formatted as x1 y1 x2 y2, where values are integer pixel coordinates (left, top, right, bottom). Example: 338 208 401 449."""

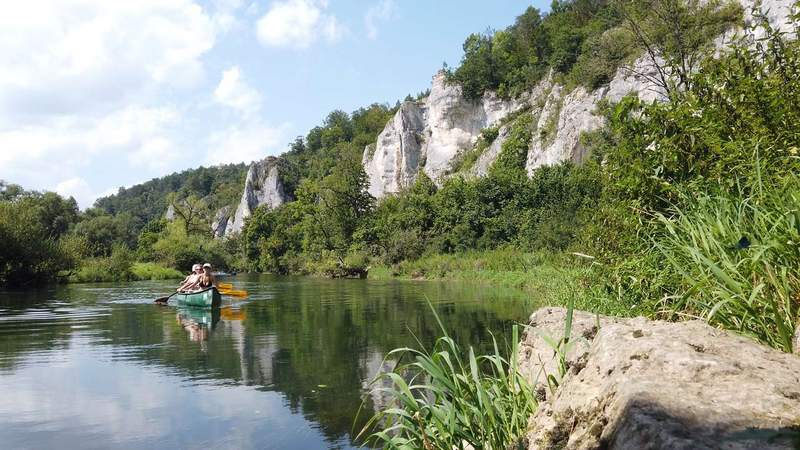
2 0 798 358
95 163 248 229
0 163 247 286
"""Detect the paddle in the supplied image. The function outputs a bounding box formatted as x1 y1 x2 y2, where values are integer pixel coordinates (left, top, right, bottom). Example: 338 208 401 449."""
218 282 233 289
154 291 179 304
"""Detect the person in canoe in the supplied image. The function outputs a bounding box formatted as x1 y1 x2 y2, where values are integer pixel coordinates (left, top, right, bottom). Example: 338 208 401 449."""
198 263 216 289
177 264 202 292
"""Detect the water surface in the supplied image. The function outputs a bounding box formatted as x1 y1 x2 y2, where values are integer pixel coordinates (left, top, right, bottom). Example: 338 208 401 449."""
0 275 534 449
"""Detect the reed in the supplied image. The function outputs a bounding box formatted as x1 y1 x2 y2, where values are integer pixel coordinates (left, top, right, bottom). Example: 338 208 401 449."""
654 169 800 352
359 303 537 449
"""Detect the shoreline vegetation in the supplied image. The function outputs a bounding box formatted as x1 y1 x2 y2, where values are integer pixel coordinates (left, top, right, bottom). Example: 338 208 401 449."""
368 248 636 317
71 261 183 283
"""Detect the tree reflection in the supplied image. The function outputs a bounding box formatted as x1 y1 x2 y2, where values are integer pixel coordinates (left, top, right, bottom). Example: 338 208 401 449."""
0 277 532 448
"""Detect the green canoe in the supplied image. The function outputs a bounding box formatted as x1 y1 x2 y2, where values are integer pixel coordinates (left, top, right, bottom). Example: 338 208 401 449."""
175 287 222 308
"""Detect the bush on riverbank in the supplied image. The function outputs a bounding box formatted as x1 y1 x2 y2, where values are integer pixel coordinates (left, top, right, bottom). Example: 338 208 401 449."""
72 247 182 283
130 262 184 281
0 185 82 287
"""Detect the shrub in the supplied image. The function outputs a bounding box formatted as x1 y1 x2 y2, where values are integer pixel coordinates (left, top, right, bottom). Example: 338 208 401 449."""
130 262 183 280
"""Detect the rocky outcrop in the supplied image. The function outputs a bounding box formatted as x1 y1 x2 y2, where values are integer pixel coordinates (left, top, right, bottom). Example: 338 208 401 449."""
524 57 665 175
226 156 288 236
363 101 427 198
164 204 176 220
424 72 520 180
471 125 511 177
362 71 523 197
518 307 800 450
362 58 663 193
211 205 233 238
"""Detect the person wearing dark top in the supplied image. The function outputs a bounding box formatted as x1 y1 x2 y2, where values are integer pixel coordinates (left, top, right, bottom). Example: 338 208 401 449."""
198 263 216 289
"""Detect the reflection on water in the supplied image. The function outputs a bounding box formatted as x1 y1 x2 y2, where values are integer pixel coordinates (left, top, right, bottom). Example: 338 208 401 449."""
0 275 535 450
176 307 222 345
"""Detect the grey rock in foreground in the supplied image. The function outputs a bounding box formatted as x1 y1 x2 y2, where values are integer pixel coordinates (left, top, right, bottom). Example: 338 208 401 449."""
518 307 800 450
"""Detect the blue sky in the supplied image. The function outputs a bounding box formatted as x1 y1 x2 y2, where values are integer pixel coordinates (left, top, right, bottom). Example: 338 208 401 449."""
0 0 546 208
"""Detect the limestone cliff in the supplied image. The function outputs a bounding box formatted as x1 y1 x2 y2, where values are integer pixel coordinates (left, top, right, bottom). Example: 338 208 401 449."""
211 205 234 238
362 71 523 197
226 156 288 236
360 61 662 196
362 0 795 196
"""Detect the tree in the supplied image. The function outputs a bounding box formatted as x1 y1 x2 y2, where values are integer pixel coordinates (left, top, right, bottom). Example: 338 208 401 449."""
167 193 212 235
0 194 78 286
451 32 497 99
614 0 742 96
310 154 375 261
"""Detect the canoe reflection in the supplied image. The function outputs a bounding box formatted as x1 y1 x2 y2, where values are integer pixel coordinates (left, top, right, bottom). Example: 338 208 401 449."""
176 306 246 342
176 307 220 342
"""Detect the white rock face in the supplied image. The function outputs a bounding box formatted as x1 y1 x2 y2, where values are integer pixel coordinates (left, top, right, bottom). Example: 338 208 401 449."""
362 71 523 197
363 101 427 198
211 205 233 238
526 86 607 174
471 125 511 178
423 72 520 181
164 204 176 220
227 156 287 235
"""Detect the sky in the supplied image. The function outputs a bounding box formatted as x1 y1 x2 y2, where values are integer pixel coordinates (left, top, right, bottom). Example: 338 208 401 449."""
0 0 546 209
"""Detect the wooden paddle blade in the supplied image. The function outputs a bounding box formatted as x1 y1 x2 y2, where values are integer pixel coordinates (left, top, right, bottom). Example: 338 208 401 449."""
154 297 169 304
217 282 233 289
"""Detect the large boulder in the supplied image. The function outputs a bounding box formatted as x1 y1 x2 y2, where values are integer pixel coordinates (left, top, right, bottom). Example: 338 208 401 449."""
519 307 800 450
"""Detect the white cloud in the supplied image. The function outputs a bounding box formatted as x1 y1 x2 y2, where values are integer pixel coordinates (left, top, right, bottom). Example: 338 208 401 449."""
214 66 262 116
256 0 343 49
128 137 183 172
205 121 291 166
55 177 93 206
0 105 183 207
0 0 217 122
0 0 218 207
365 0 397 40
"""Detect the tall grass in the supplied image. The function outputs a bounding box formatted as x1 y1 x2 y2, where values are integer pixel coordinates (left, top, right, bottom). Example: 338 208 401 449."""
359 305 537 449
654 172 800 352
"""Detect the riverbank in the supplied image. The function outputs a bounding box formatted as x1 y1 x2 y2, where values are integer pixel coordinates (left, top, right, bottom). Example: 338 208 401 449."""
368 248 640 317
71 261 182 283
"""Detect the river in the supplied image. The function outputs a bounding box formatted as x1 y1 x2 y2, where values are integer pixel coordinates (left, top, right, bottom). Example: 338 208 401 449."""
0 275 535 450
